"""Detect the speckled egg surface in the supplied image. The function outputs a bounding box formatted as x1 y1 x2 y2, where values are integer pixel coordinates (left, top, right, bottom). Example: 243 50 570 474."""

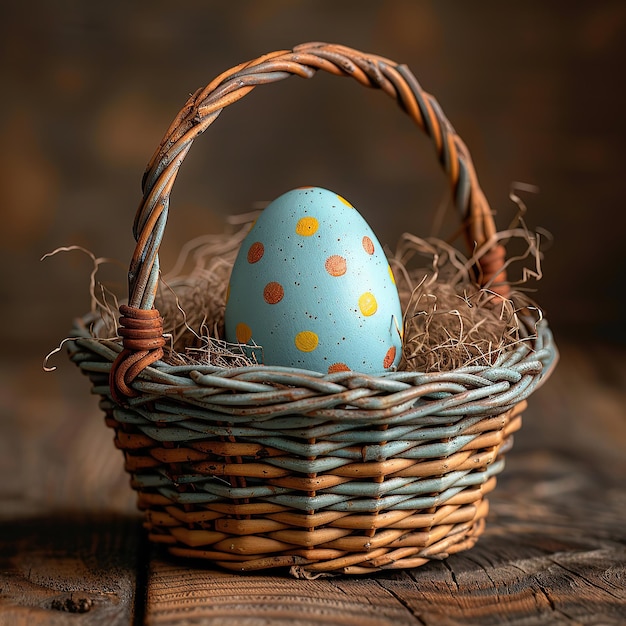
224 187 403 374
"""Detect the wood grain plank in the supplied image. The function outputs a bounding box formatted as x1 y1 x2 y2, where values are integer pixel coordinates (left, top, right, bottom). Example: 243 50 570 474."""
144 558 418 626
0 512 145 626
139 447 626 626
0 362 143 625
139 341 626 625
377 463 626 626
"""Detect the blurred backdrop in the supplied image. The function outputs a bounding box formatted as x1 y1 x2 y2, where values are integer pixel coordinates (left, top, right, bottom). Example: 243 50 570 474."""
1 0 625 364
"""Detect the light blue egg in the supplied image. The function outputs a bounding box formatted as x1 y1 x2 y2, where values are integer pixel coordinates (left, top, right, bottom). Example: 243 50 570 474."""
224 187 403 374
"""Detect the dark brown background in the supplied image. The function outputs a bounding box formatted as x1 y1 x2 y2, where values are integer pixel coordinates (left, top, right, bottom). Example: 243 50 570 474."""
1 1 625 364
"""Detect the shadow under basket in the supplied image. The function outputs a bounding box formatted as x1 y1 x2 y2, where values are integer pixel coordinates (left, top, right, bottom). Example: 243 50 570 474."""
67 43 558 576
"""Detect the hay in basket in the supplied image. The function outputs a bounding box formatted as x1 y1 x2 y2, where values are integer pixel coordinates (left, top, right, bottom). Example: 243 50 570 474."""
62 43 558 576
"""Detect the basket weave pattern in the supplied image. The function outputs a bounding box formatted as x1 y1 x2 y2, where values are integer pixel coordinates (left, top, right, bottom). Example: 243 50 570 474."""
68 43 557 575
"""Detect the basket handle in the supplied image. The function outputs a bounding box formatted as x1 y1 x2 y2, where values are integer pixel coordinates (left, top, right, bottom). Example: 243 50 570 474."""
110 42 508 401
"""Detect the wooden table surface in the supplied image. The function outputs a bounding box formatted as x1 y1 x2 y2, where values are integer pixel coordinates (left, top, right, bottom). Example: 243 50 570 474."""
1 339 625 625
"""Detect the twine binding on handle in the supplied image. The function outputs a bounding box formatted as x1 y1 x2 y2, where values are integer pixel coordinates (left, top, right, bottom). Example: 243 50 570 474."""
110 304 165 403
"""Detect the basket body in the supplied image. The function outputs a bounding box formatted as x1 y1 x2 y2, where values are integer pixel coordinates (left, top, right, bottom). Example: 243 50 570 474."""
68 316 554 575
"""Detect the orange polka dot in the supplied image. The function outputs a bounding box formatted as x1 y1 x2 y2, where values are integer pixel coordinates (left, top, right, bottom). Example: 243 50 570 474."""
295 216 319 236
328 363 350 373
362 236 375 255
358 292 378 317
247 242 264 263
295 331 318 352
383 346 397 369
325 255 347 277
235 323 253 343
337 194 353 208
263 281 284 304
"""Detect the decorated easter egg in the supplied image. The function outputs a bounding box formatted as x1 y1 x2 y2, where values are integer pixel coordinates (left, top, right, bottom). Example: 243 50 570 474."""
224 187 403 374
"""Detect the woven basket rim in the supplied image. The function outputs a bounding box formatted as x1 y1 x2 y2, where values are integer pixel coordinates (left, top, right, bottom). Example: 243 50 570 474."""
69 311 557 424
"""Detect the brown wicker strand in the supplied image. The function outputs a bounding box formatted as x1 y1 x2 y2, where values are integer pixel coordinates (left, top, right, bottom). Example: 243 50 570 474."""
477 243 508 294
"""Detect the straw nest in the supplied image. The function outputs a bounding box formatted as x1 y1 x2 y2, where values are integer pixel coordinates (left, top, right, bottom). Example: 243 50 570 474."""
48 201 546 375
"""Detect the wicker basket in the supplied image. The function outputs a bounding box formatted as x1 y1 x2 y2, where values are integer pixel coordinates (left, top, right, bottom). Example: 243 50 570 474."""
67 43 557 576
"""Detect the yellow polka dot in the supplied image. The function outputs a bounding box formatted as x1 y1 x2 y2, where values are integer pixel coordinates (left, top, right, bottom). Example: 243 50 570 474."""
388 264 396 285
337 194 353 208
295 216 319 236
358 292 378 317
235 323 253 344
295 330 318 352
